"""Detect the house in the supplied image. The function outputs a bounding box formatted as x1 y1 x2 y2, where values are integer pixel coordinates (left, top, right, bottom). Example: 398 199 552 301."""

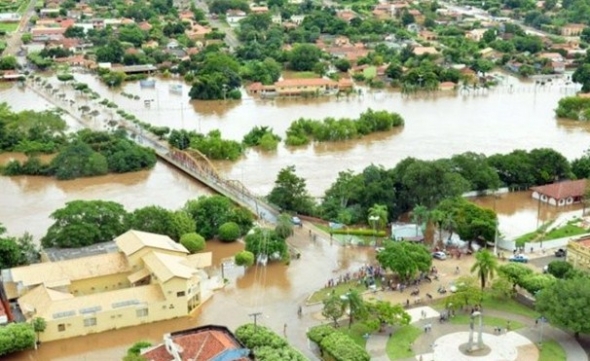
1 230 215 342
185 24 211 40
250 5 269 13
226 9 247 25
391 223 424 242
337 10 357 23
465 29 487 42
372 4 394 19
31 27 66 42
271 13 282 24
566 235 590 271
561 23 585 36
290 14 305 25
138 21 152 31
141 325 254 361
419 30 437 41
408 9 424 24
274 78 340 96
531 179 587 206
412 46 438 56
439 81 456 91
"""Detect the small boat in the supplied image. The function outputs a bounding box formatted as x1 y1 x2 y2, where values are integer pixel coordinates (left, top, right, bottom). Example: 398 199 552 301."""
139 79 156 88
169 83 183 95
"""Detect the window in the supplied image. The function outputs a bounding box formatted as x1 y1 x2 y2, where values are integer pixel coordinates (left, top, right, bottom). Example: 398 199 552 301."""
176 291 186 298
58 324 65 332
136 308 148 318
83 317 97 327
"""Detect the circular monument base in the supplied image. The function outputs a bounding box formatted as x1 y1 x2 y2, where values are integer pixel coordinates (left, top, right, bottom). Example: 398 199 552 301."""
458 343 491 356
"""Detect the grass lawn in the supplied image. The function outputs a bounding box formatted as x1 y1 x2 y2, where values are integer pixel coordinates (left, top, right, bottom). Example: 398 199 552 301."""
339 322 374 347
285 71 319 79
543 223 587 241
307 280 380 304
539 340 566 361
448 314 524 330
432 294 540 319
0 22 18 33
385 325 422 360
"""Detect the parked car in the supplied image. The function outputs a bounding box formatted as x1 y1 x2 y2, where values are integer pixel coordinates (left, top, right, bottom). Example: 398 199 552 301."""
432 251 447 260
291 216 302 226
509 254 529 263
554 249 566 257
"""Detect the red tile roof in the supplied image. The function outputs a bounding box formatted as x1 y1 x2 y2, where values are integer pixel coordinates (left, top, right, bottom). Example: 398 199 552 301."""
142 325 252 361
531 179 587 201
275 78 337 87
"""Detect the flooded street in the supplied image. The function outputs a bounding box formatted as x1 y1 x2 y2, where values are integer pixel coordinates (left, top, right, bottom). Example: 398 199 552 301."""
1 74 589 360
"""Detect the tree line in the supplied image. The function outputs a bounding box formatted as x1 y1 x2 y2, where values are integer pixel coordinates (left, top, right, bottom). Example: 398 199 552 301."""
285 109 404 146
267 147 580 225
40 196 254 249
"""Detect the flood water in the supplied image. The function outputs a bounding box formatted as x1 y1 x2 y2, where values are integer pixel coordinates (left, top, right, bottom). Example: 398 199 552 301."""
1 74 589 360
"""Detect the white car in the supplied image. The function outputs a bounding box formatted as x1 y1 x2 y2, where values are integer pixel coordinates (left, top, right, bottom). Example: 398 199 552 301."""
432 251 447 260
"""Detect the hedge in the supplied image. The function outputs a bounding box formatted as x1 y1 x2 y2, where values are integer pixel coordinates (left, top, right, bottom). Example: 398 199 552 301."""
307 325 370 361
0 322 36 357
235 324 306 361
331 228 387 237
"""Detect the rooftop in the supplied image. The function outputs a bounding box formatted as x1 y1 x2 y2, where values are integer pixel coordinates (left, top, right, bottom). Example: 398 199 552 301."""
18 284 164 320
141 325 253 361
4 252 130 288
275 78 337 87
143 251 197 282
115 230 188 256
392 223 424 241
531 179 587 201
42 241 119 262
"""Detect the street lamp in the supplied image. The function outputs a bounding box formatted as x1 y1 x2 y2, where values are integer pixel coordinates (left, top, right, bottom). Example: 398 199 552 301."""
369 216 379 247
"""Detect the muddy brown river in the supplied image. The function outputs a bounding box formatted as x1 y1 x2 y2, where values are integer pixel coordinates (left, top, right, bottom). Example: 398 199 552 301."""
0 74 588 360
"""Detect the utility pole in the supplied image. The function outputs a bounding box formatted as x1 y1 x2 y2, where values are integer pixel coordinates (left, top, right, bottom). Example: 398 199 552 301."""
249 312 262 330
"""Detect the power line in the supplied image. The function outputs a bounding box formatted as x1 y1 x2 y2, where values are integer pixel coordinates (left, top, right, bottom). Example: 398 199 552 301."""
249 312 263 330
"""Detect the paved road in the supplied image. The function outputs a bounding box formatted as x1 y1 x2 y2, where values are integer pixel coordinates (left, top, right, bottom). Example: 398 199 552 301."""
193 0 240 49
529 254 566 271
4 0 37 56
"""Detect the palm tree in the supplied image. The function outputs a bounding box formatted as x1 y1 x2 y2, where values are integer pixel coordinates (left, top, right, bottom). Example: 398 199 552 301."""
470 249 498 290
411 205 429 237
368 204 388 229
344 289 366 328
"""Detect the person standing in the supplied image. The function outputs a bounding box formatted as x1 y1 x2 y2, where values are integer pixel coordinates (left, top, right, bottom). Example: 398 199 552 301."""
283 323 287 337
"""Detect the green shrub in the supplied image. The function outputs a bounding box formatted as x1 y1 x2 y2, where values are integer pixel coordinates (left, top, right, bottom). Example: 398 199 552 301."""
0 322 36 357
307 325 370 361
234 250 255 267
180 233 206 253
218 222 241 242
235 324 307 361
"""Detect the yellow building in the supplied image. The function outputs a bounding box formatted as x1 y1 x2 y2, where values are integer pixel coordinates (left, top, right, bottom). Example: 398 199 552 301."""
566 236 590 271
1 230 213 342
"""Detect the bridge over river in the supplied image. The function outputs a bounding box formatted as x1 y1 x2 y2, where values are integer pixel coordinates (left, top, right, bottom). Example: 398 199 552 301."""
25 79 280 224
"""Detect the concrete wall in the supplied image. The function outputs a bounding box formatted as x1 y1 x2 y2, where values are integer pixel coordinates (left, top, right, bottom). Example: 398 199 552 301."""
70 273 131 296
461 187 510 198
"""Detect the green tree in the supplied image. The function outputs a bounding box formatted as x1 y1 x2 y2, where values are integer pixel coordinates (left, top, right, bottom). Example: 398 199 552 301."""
184 196 245 240
490 277 514 299
447 276 483 307
376 241 432 282
365 300 411 332
57 73 74 82
573 63 590 92
50 141 108 180
0 56 17 70
180 233 206 253
128 206 178 239
520 274 556 295
0 227 28 270
498 263 533 290
123 341 151 361
288 44 322 71
470 249 498 290
244 228 288 261
322 292 345 327
21 33 32 44
31 317 46 346
275 213 294 239
368 204 388 229
218 222 241 242
41 200 128 248
234 250 255 267
342 289 367 328
268 165 315 214
0 323 36 356
547 260 573 279
536 277 590 337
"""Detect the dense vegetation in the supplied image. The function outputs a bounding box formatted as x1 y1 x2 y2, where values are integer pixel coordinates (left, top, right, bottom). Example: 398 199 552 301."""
307 325 370 361
244 228 289 262
235 324 307 361
0 323 36 357
0 224 39 270
285 109 404 146
242 126 282 151
555 96 590 120
168 129 243 160
41 196 253 248
268 147 575 227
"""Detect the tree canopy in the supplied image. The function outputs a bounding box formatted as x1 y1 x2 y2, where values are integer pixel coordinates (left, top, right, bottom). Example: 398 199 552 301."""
376 241 432 282
267 165 314 214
